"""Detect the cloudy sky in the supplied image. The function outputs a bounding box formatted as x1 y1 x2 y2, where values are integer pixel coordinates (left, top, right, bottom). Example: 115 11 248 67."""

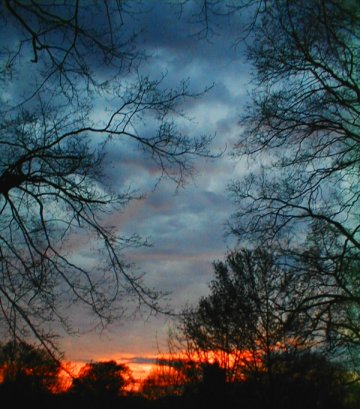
2 1 254 378
57 3 255 377
63 2 253 366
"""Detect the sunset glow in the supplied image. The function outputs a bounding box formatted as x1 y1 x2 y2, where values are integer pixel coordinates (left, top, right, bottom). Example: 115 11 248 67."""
55 354 158 392
54 348 260 393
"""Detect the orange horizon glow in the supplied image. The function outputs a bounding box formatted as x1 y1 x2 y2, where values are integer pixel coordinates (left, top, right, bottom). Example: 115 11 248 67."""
1 348 268 394
56 353 161 392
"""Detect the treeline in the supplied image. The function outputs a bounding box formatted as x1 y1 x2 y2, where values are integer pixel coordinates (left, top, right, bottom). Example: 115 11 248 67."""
140 247 360 409
1 299 360 409
1 247 360 408
0 354 359 409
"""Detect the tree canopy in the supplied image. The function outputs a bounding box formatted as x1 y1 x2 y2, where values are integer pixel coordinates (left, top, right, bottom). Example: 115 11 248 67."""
71 360 133 399
0 340 60 392
176 248 332 381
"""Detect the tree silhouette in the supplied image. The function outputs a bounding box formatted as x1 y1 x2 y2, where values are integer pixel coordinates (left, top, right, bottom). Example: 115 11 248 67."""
0 340 60 393
176 248 324 384
217 0 360 365
172 0 360 366
71 360 133 401
257 352 352 409
199 361 227 398
171 246 360 407
229 0 360 250
140 357 195 400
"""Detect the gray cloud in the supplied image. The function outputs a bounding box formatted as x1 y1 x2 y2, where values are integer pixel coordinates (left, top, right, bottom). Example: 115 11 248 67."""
55 2 250 362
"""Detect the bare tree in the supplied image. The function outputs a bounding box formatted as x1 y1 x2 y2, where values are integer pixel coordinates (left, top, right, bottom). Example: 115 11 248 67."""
171 0 264 39
1 1 142 106
229 0 359 251
161 0 360 380
0 1 214 356
172 247 356 409
173 248 324 384
226 0 360 354
284 223 360 359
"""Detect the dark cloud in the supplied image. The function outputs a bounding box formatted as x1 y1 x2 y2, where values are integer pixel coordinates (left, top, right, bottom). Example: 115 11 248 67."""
130 356 158 365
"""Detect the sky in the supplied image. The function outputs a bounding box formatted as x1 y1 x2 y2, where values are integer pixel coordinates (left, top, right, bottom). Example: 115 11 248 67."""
63 3 252 375
2 1 254 381
61 3 254 379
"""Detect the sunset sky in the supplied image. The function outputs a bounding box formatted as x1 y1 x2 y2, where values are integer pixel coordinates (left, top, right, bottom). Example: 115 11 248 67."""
1 4 357 402
3 1 253 377
58 3 253 376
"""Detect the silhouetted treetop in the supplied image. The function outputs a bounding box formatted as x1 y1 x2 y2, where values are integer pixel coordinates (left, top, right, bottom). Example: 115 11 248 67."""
71 360 133 399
